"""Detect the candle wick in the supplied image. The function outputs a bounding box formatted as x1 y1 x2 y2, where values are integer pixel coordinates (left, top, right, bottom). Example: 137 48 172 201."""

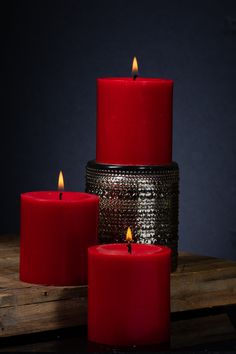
127 241 132 254
133 74 138 81
59 192 63 200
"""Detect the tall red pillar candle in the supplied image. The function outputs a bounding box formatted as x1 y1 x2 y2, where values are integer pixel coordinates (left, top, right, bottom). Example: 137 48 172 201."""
20 191 99 286
88 243 171 347
96 77 173 166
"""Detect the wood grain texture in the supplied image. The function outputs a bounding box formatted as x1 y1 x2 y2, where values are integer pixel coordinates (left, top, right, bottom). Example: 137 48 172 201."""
0 235 236 337
171 252 236 312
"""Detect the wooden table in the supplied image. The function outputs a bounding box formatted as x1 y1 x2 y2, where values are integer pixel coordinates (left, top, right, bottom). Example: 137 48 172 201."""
1 235 236 350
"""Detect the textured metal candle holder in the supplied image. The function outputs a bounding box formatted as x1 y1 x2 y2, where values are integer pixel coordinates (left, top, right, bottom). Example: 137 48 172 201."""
86 161 179 271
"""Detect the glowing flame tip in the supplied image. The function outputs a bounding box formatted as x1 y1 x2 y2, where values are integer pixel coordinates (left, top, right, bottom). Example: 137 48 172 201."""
132 57 138 76
126 227 133 242
58 170 64 190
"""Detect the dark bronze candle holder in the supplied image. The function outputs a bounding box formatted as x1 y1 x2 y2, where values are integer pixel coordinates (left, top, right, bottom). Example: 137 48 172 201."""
86 160 179 271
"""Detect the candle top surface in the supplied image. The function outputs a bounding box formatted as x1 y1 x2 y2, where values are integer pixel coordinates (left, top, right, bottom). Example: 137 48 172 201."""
97 77 173 84
21 191 98 203
89 243 171 257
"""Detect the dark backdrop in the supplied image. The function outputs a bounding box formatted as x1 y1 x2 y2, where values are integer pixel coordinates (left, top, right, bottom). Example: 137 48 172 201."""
1 0 236 259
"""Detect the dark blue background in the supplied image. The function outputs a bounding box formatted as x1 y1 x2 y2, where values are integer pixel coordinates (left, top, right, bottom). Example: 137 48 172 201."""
2 0 236 259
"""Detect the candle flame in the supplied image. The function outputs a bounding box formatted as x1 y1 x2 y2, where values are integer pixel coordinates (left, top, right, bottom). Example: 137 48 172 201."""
126 227 133 242
132 57 138 76
58 170 64 190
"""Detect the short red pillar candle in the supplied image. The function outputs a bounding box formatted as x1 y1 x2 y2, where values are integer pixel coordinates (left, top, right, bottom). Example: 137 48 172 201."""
20 191 99 286
96 74 173 166
88 243 171 347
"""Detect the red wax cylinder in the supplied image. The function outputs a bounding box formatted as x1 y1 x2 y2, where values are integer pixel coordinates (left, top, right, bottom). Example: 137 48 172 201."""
96 78 173 166
20 191 99 286
88 244 171 347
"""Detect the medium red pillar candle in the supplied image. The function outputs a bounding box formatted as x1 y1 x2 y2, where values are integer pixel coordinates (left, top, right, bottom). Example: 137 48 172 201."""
88 243 171 347
96 61 173 166
20 191 99 286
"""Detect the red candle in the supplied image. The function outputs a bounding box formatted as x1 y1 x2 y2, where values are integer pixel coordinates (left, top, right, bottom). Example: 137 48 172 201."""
88 235 171 346
20 173 99 286
96 58 173 166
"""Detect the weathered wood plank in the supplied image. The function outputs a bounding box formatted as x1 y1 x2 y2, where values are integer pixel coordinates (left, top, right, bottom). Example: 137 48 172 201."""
0 286 87 308
172 291 236 312
0 234 236 337
171 253 236 312
0 297 87 337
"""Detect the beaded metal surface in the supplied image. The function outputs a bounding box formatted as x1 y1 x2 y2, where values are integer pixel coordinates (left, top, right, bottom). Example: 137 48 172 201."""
86 161 179 271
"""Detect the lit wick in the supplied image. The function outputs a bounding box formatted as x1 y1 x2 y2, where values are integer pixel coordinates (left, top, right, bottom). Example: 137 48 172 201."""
126 227 133 254
132 56 138 81
127 241 132 254
58 170 64 201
